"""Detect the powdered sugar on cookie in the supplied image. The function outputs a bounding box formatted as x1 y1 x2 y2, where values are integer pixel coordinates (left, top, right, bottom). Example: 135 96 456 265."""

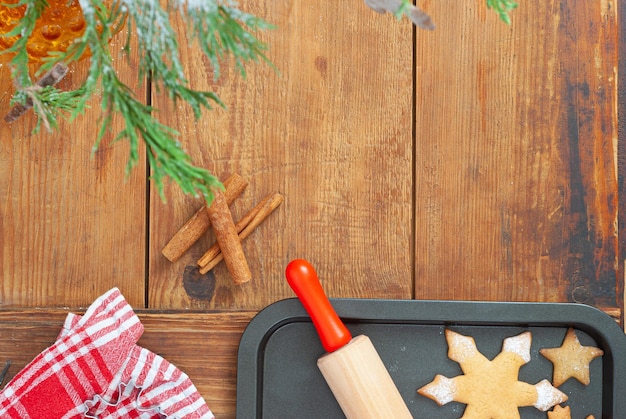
534 379 569 411
502 332 531 363
418 329 567 418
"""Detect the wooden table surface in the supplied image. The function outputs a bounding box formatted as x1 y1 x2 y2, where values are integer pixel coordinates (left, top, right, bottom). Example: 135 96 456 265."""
0 1 623 418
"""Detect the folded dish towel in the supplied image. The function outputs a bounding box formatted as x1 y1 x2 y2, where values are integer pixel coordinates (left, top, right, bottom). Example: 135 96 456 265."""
0 288 214 419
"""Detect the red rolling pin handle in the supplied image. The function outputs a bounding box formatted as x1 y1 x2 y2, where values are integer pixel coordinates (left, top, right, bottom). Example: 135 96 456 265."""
285 259 352 352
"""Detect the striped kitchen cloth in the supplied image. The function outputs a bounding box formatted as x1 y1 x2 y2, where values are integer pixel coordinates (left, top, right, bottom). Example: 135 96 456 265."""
0 288 214 419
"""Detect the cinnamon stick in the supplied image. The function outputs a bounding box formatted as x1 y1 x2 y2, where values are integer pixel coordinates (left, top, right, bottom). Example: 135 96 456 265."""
5 63 69 123
161 173 247 262
197 194 272 268
198 193 284 275
206 188 252 285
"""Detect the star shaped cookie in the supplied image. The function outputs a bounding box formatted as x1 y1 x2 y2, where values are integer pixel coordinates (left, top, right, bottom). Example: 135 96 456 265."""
547 405 596 419
548 405 571 418
540 328 604 387
418 329 567 418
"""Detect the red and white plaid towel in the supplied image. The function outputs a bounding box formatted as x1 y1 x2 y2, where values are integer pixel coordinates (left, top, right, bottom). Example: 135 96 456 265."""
0 288 214 419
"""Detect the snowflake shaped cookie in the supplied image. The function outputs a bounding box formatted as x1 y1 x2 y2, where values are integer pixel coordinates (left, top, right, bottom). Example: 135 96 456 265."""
418 329 568 418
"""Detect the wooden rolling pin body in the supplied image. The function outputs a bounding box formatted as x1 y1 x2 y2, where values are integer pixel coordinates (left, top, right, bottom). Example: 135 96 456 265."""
285 259 412 419
318 334 413 418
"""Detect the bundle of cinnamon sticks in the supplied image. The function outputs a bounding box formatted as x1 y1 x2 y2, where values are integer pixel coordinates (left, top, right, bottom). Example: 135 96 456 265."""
162 173 284 285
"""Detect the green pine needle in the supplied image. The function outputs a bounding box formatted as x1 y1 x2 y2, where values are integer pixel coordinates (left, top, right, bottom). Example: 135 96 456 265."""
3 0 46 106
486 0 518 24
394 0 411 20
30 85 88 132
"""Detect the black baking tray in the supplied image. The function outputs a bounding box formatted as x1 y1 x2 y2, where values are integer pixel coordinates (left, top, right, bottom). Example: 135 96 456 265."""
236 298 626 418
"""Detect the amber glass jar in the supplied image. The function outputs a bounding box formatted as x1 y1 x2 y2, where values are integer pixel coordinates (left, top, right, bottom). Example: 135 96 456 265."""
0 0 120 64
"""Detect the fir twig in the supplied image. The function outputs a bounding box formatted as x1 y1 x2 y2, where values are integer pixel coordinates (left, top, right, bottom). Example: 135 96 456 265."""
486 0 518 24
4 62 68 125
182 1 274 79
2 0 46 111
394 0 412 19
3 0 270 205
24 84 90 133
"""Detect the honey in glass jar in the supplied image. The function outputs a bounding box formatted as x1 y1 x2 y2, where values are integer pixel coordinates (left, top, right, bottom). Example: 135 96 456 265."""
0 0 120 64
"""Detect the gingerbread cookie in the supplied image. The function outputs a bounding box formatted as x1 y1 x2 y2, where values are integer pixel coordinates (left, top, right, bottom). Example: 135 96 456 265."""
418 329 567 418
547 405 570 418
547 405 595 419
540 328 604 387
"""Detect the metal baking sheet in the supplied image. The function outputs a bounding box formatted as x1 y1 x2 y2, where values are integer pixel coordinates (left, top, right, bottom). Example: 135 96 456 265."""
236 298 626 418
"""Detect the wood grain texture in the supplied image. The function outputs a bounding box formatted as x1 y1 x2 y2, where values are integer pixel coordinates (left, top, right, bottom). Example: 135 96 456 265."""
618 0 626 314
0 0 619 319
148 1 414 309
0 307 620 418
0 309 255 419
0 33 147 308
414 0 619 307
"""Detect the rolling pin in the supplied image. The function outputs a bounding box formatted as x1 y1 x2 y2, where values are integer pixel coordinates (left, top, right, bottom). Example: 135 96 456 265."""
285 259 413 419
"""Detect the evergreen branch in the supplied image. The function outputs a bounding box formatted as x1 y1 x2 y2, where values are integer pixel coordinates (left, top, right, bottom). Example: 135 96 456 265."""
486 0 518 24
3 0 268 205
99 67 221 202
74 0 227 202
2 0 47 106
4 62 69 125
394 0 411 20
123 0 185 82
29 85 89 132
122 0 225 119
181 1 273 79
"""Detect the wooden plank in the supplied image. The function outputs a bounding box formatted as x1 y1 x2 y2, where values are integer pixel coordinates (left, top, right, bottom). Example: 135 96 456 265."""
0 307 620 418
149 1 414 309
618 0 626 316
414 0 619 306
0 32 147 308
0 309 255 419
